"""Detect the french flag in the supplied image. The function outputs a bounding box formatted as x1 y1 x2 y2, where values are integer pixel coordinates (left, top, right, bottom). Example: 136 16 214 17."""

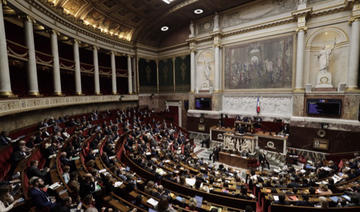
256 97 260 114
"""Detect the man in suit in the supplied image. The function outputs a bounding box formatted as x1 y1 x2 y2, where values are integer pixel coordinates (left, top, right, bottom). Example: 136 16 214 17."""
27 160 49 180
29 177 56 210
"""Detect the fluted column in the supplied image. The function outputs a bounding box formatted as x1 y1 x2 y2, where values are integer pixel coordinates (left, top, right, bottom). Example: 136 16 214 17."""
111 51 117 94
190 49 196 92
0 1 12 96
127 55 133 94
348 18 360 90
73 40 82 95
93 46 100 95
295 29 305 90
292 3 310 91
51 30 61 95
214 44 221 92
25 16 39 96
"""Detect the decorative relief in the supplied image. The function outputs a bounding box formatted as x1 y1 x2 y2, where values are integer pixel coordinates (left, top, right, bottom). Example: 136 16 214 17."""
222 96 292 118
196 49 214 91
221 0 297 28
0 95 138 117
196 18 213 35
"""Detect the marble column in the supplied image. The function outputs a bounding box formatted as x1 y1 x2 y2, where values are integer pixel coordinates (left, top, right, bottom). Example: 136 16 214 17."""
132 57 136 94
295 29 305 90
25 16 39 95
190 49 196 92
93 46 100 95
0 1 12 96
51 30 61 95
348 18 360 90
73 40 82 95
214 44 220 92
111 51 117 94
127 55 133 94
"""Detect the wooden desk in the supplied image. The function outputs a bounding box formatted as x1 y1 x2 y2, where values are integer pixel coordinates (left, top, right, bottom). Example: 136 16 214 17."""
210 126 234 142
218 152 257 169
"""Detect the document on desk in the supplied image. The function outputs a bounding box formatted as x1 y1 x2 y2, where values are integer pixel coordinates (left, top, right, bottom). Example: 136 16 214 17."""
185 178 196 187
49 182 61 190
147 198 159 207
114 181 123 187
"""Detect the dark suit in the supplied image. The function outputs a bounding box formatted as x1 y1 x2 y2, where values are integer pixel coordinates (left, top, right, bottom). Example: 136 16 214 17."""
29 187 56 209
27 166 48 179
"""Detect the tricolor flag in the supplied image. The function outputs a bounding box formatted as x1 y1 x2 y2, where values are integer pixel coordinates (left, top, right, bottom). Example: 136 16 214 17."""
256 97 260 114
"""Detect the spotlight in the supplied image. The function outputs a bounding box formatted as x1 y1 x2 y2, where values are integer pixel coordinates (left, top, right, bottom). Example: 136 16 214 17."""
161 26 169 31
194 9 203 14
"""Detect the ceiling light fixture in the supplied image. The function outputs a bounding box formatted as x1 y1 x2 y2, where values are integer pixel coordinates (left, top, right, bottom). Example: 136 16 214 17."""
194 9 203 14
161 26 169 31
162 0 175 4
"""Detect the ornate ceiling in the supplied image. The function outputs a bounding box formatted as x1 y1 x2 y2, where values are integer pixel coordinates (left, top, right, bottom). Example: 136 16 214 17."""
45 0 254 46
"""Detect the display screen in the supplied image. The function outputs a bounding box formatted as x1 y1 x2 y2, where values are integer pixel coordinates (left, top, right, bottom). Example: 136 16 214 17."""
195 98 211 110
307 99 342 117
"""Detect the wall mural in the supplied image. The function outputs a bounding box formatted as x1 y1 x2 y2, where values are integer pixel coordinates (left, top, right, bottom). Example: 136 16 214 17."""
196 49 215 91
175 55 190 92
139 58 157 93
225 35 293 89
159 59 174 93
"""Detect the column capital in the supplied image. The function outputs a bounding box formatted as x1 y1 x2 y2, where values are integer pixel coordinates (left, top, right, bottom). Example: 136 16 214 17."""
72 39 81 45
25 15 35 23
93 45 99 51
296 26 308 32
349 16 360 24
50 29 59 35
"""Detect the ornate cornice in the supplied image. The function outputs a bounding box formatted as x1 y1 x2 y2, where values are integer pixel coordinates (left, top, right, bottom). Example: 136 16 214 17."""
7 0 134 55
0 95 138 117
222 16 295 37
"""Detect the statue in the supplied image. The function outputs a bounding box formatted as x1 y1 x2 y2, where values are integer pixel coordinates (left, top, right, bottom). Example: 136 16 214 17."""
318 42 335 72
189 21 194 37
315 40 336 88
213 12 219 31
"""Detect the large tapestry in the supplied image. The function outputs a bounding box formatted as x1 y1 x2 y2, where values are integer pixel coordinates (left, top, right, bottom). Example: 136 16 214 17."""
175 55 190 92
158 59 174 93
225 35 293 89
139 58 157 93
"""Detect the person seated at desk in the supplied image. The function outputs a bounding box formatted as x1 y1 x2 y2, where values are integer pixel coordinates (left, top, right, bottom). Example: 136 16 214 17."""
295 195 313 207
0 131 12 146
27 160 50 181
29 176 57 210
316 184 333 195
237 124 245 134
0 184 22 212
274 194 290 205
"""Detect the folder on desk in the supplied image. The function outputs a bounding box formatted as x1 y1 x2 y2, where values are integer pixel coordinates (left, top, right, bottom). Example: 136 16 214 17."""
330 196 339 202
195 195 203 208
342 195 351 201
288 195 298 201
175 196 183 202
